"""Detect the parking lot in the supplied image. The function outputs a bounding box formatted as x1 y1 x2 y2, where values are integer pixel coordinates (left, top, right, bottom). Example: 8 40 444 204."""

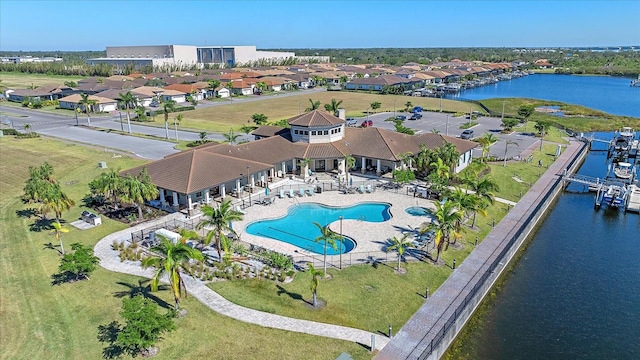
350 111 541 160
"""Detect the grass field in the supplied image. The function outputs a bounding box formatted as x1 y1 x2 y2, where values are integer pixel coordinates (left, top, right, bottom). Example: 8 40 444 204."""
0 136 371 360
0 72 83 89
177 92 484 132
479 98 640 131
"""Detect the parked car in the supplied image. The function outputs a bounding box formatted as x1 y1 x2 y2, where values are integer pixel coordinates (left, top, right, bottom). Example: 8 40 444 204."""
395 115 407 121
150 101 159 107
346 118 358 126
460 129 474 139
409 113 423 120
361 119 373 127
411 106 423 113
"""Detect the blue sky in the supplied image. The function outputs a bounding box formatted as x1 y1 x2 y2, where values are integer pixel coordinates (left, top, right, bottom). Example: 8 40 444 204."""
1 0 639 51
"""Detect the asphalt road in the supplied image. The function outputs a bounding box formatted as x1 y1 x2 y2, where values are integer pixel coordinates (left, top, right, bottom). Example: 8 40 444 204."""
2 93 539 161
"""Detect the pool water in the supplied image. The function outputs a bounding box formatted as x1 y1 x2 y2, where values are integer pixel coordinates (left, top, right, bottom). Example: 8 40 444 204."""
245 202 392 255
405 206 433 217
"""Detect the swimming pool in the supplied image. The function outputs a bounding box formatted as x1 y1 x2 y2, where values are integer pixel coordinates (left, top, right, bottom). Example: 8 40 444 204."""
405 206 434 218
245 202 392 255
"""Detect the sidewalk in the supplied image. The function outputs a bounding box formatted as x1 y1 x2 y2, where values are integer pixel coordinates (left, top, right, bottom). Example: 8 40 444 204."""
93 214 389 351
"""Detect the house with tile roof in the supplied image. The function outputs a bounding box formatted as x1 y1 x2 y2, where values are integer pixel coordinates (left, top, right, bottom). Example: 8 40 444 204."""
123 110 476 211
58 94 119 112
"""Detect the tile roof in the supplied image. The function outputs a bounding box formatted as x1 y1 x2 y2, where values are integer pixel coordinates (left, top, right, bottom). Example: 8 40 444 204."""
251 125 289 137
288 110 345 127
58 93 118 104
131 86 165 97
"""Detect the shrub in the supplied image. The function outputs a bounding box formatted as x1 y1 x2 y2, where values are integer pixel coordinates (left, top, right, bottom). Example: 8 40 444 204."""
146 105 195 117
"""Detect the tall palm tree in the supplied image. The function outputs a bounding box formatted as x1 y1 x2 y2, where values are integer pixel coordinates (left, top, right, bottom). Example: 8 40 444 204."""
174 114 183 141
196 199 243 260
50 220 69 255
323 98 343 116
503 139 519 167
120 168 159 220
385 234 415 272
142 235 204 310
414 144 435 175
421 200 463 263
313 222 339 277
298 157 312 178
23 123 31 133
78 93 98 126
436 143 460 172
308 262 323 308
343 154 355 184
161 99 177 139
117 91 136 133
305 98 321 112
429 158 451 181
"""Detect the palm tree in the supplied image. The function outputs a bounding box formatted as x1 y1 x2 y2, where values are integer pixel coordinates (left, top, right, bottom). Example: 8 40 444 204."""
436 143 460 171
196 199 243 260
223 128 240 144
90 169 123 210
117 91 136 133
161 99 177 139
466 176 499 206
23 123 31 133
503 139 519 167
324 98 343 116
78 93 97 126
534 121 550 151
43 184 75 222
343 154 355 185
142 235 204 310
414 144 435 175
479 132 498 161
50 220 69 255
298 157 312 178
385 234 415 272
120 168 159 220
429 158 451 181
308 262 323 308
174 114 183 141
421 200 463 263
305 98 321 112
313 222 339 277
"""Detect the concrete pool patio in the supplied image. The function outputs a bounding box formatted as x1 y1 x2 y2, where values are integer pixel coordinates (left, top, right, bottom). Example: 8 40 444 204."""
233 178 440 262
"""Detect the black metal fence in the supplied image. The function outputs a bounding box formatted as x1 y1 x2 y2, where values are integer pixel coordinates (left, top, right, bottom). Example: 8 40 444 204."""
130 217 203 243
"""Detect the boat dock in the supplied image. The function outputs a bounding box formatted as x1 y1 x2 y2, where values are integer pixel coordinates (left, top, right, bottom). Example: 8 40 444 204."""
626 185 640 212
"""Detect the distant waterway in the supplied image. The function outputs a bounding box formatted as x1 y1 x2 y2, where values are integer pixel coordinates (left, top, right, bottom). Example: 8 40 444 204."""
447 136 640 359
447 74 640 118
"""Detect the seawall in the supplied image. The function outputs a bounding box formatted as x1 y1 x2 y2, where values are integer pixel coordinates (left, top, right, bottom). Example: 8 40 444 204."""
376 138 588 360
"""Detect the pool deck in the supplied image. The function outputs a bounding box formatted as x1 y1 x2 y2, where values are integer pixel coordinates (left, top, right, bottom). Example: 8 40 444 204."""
235 184 438 257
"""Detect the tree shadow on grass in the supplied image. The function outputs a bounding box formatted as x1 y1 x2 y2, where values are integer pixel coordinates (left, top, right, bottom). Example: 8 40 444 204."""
97 320 124 359
29 218 55 233
51 271 84 286
113 280 172 310
15 208 39 219
43 242 63 255
276 284 312 306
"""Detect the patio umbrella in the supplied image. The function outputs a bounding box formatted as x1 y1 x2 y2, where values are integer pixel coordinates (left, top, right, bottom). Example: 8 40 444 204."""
350 177 353 187
265 187 270 196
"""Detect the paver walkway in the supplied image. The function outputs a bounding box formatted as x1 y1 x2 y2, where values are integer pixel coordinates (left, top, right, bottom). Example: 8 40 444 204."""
94 214 389 351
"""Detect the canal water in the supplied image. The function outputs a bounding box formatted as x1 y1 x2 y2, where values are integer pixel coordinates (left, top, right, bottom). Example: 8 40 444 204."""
448 138 640 359
447 74 640 118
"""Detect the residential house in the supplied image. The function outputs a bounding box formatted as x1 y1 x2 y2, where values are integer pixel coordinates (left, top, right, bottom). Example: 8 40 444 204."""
228 80 253 95
164 83 206 101
160 89 187 103
58 94 118 112
534 59 554 68
7 89 57 102
344 75 411 91
284 73 312 89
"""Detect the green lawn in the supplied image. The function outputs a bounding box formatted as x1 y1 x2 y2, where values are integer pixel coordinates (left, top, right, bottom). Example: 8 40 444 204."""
0 136 371 360
479 98 640 131
176 92 484 132
0 71 83 88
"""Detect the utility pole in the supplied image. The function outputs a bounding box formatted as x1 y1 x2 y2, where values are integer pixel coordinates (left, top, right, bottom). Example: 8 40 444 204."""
501 100 505 121
446 114 449 136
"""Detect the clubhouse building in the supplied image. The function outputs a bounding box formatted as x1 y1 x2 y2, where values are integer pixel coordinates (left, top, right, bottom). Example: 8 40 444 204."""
123 110 477 211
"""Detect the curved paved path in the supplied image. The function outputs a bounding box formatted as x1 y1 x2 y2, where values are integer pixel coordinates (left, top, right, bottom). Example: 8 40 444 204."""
94 215 388 351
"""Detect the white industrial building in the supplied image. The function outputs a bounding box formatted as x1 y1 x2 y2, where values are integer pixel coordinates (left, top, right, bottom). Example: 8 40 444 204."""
87 45 296 69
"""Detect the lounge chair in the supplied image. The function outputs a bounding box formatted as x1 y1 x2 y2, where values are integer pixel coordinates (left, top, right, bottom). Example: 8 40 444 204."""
358 184 365 193
288 189 295 198
306 187 314 196
366 184 373 193
298 188 305 197
235 205 247 215
279 189 285 199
